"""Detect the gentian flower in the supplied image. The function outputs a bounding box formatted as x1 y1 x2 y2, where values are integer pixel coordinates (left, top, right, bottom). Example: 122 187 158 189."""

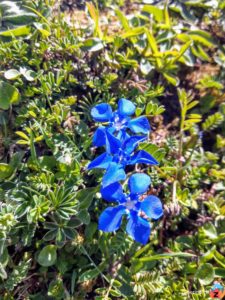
87 131 158 187
91 98 150 147
98 173 163 244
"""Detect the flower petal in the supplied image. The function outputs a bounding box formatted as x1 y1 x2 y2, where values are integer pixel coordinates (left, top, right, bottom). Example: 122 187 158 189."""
128 116 150 134
123 135 147 155
140 196 163 220
87 152 112 170
105 131 121 155
98 206 126 232
102 162 126 187
126 211 150 244
117 130 130 142
128 173 151 194
93 127 106 147
100 182 125 203
129 150 159 165
118 98 136 116
91 103 113 122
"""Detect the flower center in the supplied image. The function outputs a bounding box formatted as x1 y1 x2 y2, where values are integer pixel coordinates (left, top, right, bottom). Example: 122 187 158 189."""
113 150 127 166
113 115 127 131
124 198 137 211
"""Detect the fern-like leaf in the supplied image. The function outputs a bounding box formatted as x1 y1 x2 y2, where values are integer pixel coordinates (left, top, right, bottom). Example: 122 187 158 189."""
202 112 224 131
4 259 31 291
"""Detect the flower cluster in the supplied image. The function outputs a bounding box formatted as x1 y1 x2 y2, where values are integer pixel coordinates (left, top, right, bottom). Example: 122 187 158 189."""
88 99 163 244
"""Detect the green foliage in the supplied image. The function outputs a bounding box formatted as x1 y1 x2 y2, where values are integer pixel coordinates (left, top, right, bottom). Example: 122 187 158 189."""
196 263 215 285
202 112 224 131
0 0 225 299
3 259 31 291
0 81 20 110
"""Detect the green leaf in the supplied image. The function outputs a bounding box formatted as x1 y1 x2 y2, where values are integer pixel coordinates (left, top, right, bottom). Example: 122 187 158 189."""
0 81 20 110
77 187 97 210
139 142 166 162
162 72 179 86
78 209 90 225
214 251 225 269
4 69 21 80
48 278 65 298
214 268 225 278
145 102 165 116
0 26 30 37
82 38 104 52
169 41 192 65
37 245 57 267
0 263 7 280
177 30 215 48
142 5 164 23
145 29 160 60
196 263 215 285
115 9 129 30
110 289 122 297
0 163 13 180
173 3 196 22
85 222 98 241
0 248 9 267
136 252 196 262
200 246 216 263
86 2 101 38
23 70 37 81
34 22 51 37
189 30 215 47
140 59 154 75
135 107 144 117
202 223 217 239
202 112 224 131
43 230 57 241
121 27 145 39
192 44 210 61
78 268 100 282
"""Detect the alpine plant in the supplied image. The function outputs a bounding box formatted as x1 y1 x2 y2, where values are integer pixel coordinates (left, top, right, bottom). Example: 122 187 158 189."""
88 98 163 244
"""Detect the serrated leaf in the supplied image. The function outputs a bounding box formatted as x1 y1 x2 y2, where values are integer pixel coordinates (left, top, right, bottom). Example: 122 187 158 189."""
203 112 224 131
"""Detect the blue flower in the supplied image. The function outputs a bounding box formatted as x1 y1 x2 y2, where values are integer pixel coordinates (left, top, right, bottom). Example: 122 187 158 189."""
91 99 150 147
98 173 163 244
87 131 158 187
